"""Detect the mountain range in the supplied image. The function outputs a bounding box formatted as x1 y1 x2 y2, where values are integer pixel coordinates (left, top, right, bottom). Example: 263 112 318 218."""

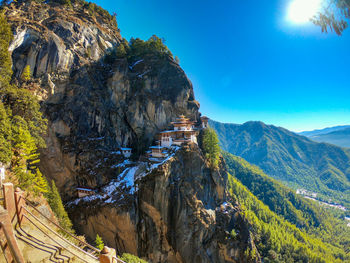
1 0 350 261
209 119 350 209
300 126 350 148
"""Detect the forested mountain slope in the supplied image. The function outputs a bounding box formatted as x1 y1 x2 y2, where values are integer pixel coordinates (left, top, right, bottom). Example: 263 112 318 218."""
2 0 350 262
209 119 350 209
224 151 350 262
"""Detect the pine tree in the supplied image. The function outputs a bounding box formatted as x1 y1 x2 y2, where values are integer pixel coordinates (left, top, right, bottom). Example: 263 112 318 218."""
48 180 73 231
0 102 12 164
202 128 221 170
95 234 104 250
0 12 13 89
33 169 48 195
116 43 126 58
21 65 31 81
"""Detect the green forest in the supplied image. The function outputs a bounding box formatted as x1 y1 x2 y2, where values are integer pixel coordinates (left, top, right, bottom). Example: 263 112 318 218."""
224 151 350 262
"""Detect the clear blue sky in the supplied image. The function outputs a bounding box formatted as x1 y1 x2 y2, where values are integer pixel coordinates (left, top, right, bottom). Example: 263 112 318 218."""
96 0 350 132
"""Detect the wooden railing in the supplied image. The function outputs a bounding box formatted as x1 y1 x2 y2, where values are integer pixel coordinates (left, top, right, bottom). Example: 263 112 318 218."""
1 182 126 263
1 183 25 263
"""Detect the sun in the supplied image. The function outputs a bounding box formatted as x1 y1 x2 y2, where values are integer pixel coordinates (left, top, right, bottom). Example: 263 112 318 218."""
287 0 323 24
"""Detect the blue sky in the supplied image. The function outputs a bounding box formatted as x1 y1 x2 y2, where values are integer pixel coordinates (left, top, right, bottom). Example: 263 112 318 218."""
97 0 350 132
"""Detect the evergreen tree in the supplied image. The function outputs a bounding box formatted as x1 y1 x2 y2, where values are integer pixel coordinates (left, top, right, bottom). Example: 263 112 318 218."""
95 234 104 250
0 11 13 89
312 0 349 35
0 101 11 163
0 5 47 199
202 128 221 169
21 65 31 81
116 43 127 58
33 168 48 194
48 180 73 231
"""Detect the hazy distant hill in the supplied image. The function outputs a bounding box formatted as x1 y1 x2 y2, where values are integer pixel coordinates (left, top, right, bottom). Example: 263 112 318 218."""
299 125 350 137
209 119 350 208
301 126 350 148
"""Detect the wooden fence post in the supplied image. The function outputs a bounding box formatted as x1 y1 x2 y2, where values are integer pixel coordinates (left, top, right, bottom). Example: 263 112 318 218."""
14 187 27 226
0 206 25 263
99 246 117 263
3 183 16 224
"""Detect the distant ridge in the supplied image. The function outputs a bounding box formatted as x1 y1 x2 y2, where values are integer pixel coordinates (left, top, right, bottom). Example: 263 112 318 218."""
299 125 350 137
300 125 350 148
209 119 350 209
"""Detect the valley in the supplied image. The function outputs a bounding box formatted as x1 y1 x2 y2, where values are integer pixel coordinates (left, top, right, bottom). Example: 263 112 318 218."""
0 0 349 262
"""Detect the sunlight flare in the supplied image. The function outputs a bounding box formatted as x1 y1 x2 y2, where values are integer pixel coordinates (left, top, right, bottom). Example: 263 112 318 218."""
288 0 323 24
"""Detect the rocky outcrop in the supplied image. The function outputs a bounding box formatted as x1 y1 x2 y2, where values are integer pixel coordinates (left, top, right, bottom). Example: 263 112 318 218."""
6 0 121 79
5 2 259 262
68 144 260 263
5 1 199 200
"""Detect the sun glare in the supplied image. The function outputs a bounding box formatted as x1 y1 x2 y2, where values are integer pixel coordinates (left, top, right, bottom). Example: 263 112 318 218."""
288 0 322 24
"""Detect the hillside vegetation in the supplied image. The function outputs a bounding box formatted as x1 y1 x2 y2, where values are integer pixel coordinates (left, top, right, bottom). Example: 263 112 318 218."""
0 8 75 234
225 152 350 262
210 119 350 209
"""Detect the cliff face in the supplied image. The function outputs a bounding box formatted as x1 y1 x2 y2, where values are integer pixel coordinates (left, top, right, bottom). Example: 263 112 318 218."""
68 144 260 263
5 2 259 262
5 1 199 199
6 0 121 78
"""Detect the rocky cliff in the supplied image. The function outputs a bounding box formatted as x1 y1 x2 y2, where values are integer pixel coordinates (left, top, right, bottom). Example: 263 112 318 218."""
4 1 259 262
5 0 199 200
68 144 260 263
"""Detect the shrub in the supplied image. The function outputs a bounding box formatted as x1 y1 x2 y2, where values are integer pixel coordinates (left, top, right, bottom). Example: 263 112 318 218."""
21 65 31 81
95 234 104 250
120 253 148 263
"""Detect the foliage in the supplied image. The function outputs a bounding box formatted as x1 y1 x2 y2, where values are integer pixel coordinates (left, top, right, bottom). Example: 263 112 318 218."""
0 12 47 197
227 173 349 262
47 180 74 231
223 152 325 228
202 127 221 169
0 11 12 89
83 1 117 26
128 35 173 62
225 152 350 262
95 234 104 250
120 253 148 263
116 42 127 58
312 0 350 35
104 35 176 66
0 102 11 163
21 65 31 81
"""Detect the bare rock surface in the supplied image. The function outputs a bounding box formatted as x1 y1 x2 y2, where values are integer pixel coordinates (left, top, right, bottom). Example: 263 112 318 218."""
6 1 199 199
6 2 259 262
68 144 260 263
